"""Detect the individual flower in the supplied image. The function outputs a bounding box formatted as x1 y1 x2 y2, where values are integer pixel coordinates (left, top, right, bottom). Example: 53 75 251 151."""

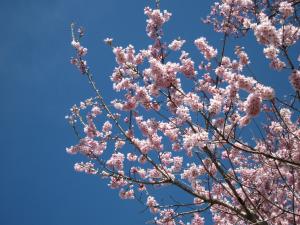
168 39 186 51
245 93 261 117
279 1 294 18
289 70 300 91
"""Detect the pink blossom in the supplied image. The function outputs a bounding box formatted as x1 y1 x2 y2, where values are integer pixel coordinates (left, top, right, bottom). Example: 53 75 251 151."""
191 213 204 225
71 40 81 49
127 153 138 161
235 46 250 65
176 105 191 122
148 168 163 179
138 168 147 179
168 39 185 51
183 92 203 111
66 137 106 156
102 121 112 133
208 94 223 115
106 152 125 170
269 121 283 134
138 155 147 164
270 58 286 71
278 24 300 46
108 173 128 189
172 143 181 151
172 156 183 172
91 105 102 116
253 14 279 46
289 70 300 91
159 122 179 142
179 51 197 77
280 108 292 123
146 196 160 213
115 139 125 149
71 40 87 56
256 84 275 100
279 1 294 18
156 209 175 225
181 163 202 182
263 45 279 59
113 47 126 65
74 162 98 174
70 39 88 74
111 100 124 110
194 37 218 60
119 189 134 200
245 93 262 117
160 152 173 166
144 7 171 38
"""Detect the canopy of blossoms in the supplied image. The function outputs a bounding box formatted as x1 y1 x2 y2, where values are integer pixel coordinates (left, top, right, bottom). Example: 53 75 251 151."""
66 1 300 224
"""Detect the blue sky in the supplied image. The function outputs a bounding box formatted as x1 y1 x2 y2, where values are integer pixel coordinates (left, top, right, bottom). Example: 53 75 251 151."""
0 1 297 225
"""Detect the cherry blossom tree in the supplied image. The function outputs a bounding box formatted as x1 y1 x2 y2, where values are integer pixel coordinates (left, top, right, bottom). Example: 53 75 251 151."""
66 0 300 224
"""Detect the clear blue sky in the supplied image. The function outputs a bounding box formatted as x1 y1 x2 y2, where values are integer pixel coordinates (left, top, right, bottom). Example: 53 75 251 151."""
0 1 297 225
